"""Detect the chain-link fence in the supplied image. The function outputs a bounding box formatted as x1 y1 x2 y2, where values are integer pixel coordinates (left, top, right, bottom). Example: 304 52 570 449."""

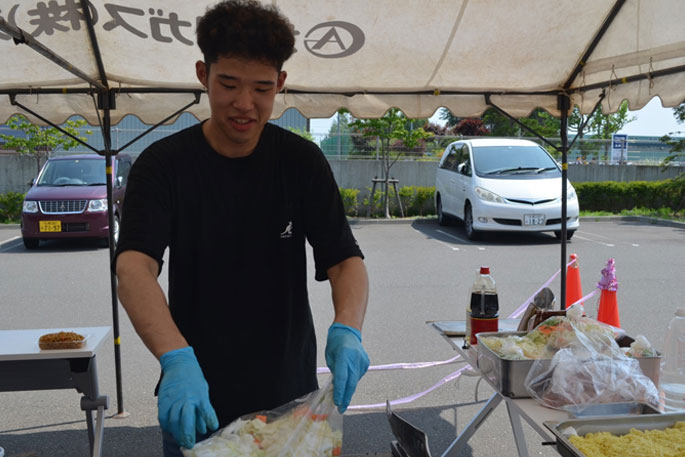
313 133 682 165
4 122 679 165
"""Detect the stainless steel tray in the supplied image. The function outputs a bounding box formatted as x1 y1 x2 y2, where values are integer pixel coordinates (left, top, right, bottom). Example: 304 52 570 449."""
544 413 685 457
475 331 661 398
563 401 661 418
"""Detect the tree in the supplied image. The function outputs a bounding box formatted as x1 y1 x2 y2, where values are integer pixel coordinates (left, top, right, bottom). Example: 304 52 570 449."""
423 121 457 156
519 108 561 138
439 108 461 128
423 121 453 137
454 118 489 136
349 109 430 218
660 101 685 215
287 127 315 142
568 106 590 139
568 106 600 160
481 108 520 137
1 115 92 175
320 109 355 156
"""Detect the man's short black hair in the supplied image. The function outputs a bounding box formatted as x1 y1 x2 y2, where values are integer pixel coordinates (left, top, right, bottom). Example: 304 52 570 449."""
196 0 295 71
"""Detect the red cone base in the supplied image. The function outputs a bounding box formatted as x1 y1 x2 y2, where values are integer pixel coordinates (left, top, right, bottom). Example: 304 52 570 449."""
597 289 620 328
566 254 583 308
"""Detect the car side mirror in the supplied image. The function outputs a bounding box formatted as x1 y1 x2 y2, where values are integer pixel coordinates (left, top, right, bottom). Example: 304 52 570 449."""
116 176 123 187
457 163 465 174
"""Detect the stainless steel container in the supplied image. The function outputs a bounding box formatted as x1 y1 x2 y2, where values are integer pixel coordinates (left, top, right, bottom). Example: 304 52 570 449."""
544 412 685 457
563 401 661 418
475 331 661 398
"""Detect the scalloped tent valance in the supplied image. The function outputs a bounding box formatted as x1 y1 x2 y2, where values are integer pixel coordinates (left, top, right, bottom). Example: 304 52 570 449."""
1 0 684 126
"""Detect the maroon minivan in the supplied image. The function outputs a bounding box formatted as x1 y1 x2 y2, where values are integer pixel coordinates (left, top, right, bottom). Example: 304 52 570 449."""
20 153 134 249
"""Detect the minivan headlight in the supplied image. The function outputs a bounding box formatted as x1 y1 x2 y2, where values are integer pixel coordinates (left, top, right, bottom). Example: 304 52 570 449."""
475 187 506 204
567 188 577 200
23 200 38 213
87 199 108 212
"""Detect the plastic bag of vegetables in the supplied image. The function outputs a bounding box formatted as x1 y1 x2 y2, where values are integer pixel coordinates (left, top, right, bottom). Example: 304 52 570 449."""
182 376 343 457
524 305 659 410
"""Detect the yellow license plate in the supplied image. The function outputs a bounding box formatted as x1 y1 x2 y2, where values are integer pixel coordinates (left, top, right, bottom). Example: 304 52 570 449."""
39 220 62 232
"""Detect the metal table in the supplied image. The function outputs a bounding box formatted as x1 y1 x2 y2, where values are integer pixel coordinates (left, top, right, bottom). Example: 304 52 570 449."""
0 326 111 457
430 322 568 457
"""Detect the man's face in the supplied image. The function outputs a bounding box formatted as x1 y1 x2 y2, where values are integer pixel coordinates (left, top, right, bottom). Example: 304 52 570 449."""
196 56 286 156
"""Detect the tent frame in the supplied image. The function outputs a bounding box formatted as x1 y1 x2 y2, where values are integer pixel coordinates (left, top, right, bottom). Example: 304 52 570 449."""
2 0 684 416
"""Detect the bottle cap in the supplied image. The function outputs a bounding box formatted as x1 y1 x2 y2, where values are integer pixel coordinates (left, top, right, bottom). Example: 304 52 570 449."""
676 308 685 318
480 266 490 275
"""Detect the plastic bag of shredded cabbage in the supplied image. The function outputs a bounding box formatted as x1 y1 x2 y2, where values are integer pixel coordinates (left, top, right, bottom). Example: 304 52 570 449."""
182 376 343 457
524 305 659 410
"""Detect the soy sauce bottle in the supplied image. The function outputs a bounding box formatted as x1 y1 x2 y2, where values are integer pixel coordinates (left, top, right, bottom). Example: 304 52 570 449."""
467 266 499 346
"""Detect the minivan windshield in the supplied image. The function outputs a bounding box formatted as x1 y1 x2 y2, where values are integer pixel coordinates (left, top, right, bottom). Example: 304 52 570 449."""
472 145 560 177
37 158 106 186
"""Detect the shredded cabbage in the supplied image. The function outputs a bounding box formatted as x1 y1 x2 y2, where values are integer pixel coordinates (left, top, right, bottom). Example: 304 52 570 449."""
183 411 343 457
481 316 621 360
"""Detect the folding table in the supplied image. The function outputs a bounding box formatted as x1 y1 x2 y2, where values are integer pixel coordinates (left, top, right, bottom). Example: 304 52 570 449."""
0 326 111 457
429 322 568 457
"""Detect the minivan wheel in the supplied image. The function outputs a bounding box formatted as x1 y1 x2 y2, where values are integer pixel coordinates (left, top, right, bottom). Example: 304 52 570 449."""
113 214 120 245
464 205 479 240
101 215 121 248
437 196 448 226
23 237 39 249
554 230 575 241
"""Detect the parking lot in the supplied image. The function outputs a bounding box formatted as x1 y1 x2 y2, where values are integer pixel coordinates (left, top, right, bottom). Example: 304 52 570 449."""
1 218 685 456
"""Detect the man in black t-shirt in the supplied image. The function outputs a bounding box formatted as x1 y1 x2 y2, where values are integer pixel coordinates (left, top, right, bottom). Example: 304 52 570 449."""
114 2 370 455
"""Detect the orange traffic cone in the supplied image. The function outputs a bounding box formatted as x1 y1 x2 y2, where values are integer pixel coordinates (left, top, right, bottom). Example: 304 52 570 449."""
596 258 620 328
565 253 583 308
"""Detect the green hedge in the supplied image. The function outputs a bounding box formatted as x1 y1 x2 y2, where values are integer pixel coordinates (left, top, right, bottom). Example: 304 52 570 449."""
0 191 24 222
3 180 683 223
573 179 684 213
339 178 685 218
342 185 436 217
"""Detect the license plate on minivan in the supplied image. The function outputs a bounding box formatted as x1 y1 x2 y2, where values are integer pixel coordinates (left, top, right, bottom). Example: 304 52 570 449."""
524 214 545 226
39 220 62 232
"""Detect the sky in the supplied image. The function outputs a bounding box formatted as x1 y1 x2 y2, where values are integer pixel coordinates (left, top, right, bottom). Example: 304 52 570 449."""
309 96 683 138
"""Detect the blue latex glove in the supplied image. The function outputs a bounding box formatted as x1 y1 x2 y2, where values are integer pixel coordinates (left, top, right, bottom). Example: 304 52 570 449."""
325 322 370 413
158 346 219 449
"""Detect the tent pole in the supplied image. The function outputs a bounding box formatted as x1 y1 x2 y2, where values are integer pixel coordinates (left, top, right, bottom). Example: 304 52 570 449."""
100 90 126 416
559 94 570 310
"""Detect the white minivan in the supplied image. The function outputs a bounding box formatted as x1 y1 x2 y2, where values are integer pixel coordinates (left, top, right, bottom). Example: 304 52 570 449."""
435 138 579 240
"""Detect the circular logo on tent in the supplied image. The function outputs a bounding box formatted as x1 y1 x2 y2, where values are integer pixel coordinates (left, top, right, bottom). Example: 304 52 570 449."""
304 21 365 58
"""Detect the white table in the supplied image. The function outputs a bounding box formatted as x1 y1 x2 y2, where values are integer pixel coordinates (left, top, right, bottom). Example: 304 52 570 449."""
0 326 111 457
430 322 569 457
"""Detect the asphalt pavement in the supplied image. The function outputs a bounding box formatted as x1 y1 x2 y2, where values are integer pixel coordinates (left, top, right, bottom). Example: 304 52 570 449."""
0 224 20 245
1 217 685 457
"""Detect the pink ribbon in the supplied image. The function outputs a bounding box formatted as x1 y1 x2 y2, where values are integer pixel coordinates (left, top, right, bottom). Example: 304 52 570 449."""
510 257 577 318
332 257 585 410
316 354 462 375
348 366 469 410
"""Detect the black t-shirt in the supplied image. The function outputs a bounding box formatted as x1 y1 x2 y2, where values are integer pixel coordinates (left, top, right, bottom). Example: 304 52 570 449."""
114 122 363 426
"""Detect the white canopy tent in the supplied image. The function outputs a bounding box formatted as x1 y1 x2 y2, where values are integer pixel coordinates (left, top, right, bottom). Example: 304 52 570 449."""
1 0 684 125
2 0 685 415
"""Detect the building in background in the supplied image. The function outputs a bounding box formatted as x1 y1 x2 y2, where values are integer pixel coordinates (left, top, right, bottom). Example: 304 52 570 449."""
1 108 308 158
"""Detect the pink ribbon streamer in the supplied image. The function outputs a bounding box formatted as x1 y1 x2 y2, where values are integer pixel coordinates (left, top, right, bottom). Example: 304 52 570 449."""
348 366 469 410
570 288 600 308
332 258 582 410
509 257 577 318
316 354 462 375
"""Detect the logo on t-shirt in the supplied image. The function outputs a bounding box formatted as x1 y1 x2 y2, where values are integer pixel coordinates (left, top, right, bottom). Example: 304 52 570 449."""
280 220 293 239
